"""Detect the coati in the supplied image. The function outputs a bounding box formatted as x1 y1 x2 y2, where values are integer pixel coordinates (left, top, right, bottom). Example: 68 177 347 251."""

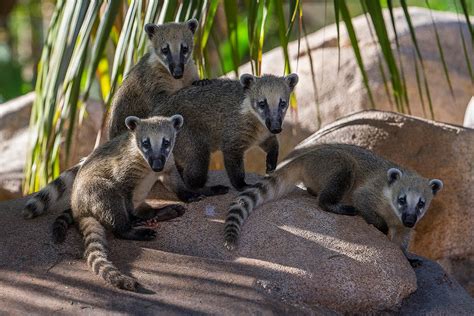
153 73 299 192
224 143 443 266
108 18 201 139
53 115 185 291
23 19 201 219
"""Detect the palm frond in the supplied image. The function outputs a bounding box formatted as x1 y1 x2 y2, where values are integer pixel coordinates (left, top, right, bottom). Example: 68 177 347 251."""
400 0 434 118
337 0 375 109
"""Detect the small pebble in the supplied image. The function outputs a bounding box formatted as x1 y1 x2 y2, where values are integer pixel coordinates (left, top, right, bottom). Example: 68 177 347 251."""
205 205 216 217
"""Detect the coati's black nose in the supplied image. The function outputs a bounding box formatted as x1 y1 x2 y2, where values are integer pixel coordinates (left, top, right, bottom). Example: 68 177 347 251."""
149 156 165 172
270 127 282 134
170 63 184 79
265 119 282 134
402 213 417 228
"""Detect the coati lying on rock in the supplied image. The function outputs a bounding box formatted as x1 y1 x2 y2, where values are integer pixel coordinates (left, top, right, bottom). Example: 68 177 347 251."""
224 143 443 267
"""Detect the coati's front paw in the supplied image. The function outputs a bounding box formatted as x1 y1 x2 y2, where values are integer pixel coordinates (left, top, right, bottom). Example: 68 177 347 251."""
235 183 258 192
169 204 186 217
178 190 205 203
265 162 277 174
133 228 157 241
192 79 212 86
408 258 423 268
133 204 187 227
209 185 229 196
338 205 358 216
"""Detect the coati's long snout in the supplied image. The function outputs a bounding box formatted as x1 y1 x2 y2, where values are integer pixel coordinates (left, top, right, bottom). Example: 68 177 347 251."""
144 19 198 80
240 73 298 136
265 115 283 134
402 214 416 227
125 114 184 173
168 61 184 79
148 154 166 172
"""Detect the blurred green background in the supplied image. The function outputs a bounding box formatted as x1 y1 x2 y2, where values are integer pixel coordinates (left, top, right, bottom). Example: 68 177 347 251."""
1 0 471 103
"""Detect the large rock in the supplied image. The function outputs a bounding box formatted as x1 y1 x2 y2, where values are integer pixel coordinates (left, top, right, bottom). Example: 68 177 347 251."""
0 93 104 200
147 172 418 313
3 172 419 314
0 93 34 198
394 255 474 314
299 110 474 295
213 7 473 174
2 172 474 314
464 97 474 128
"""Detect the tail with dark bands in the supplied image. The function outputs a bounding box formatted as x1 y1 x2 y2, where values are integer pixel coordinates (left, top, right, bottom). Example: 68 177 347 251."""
23 164 80 219
52 209 74 243
79 217 139 291
224 172 296 250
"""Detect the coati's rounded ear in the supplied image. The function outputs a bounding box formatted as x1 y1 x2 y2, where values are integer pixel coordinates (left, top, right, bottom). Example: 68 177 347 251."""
170 114 184 130
429 179 443 195
387 168 402 184
186 19 199 34
125 116 140 131
240 74 255 89
285 73 299 90
144 23 158 39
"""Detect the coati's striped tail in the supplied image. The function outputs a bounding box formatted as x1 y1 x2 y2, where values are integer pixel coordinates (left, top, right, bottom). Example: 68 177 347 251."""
52 209 74 243
79 217 139 291
23 164 80 219
224 170 297 250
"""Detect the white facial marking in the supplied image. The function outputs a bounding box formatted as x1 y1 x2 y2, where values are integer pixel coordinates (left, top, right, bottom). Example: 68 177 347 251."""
383 186 402 222
406 191 419 212
241 97 265 126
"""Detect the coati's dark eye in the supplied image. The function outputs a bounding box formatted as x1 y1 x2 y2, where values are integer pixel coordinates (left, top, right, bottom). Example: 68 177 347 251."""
279 99 287 109
161 46 170 54
182 45 189 54
417 199 425 210
398 195 407 205
142 138 151 150
162 138 170 148
257 100 267 110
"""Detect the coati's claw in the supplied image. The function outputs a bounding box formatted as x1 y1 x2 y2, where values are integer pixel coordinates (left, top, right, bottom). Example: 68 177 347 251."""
266 164 276 174
134 228 157 241
408 258 423 268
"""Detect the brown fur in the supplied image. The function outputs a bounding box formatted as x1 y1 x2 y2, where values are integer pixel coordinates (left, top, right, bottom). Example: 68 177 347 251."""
24 20 200 219
57 115 185 291
108 19 199 139
152 74 298 192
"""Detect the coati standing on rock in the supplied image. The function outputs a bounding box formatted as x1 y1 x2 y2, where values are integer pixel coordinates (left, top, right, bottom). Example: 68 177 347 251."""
224 143 443 266
23 19 201 219
53 115 186 291
153 73 299 192
108 18 201 139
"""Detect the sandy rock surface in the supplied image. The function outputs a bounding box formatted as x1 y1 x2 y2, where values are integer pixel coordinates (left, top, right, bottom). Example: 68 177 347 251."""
1 171 473 314
1 171 421 314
